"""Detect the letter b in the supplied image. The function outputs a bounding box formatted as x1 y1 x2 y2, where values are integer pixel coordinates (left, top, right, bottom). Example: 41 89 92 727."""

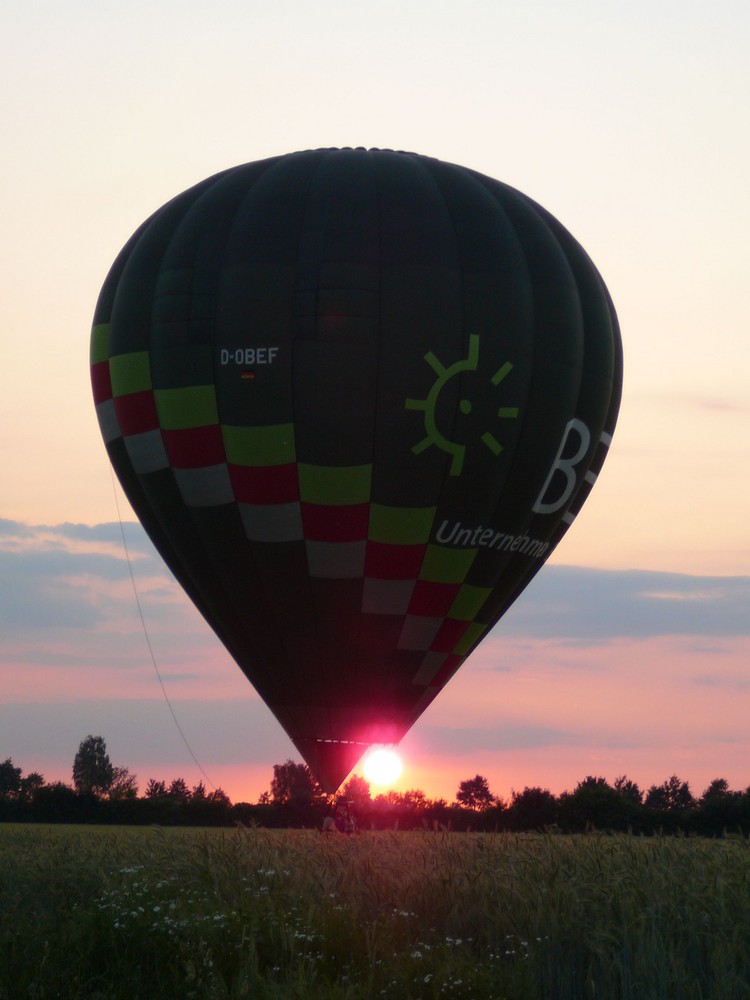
532 418 591 515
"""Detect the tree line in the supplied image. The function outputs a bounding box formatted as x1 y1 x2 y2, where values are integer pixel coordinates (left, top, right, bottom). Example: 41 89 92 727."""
1 736 750 836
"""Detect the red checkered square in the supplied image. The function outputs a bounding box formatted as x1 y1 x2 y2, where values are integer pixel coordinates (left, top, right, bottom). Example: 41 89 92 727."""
162 425 225 469
113 391 159 436
431 653 464 687
90 362 112 405
229 463 299 504
429 618 470 653
364 541 426 580
301 503 369 542
408 580 461 617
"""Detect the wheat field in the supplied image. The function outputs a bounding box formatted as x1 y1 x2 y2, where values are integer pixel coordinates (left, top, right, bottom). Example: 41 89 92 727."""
1 824 749 999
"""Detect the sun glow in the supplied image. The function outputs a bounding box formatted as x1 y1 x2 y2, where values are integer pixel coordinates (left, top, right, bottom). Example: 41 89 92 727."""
363 748 403 786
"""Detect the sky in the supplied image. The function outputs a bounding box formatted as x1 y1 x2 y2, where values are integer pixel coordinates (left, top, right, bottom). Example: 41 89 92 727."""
1 0 748 804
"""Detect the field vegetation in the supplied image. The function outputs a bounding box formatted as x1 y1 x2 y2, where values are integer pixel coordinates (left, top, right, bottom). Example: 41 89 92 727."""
1 824 749 1000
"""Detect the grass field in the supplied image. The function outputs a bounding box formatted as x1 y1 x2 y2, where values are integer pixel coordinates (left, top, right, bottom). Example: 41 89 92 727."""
1 824 749 999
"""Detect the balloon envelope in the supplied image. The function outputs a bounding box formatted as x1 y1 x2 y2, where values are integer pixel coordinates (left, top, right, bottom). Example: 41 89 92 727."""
91 148 622 791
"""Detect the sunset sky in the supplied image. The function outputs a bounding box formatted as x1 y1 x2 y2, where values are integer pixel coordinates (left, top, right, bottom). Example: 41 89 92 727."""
2 0 748 804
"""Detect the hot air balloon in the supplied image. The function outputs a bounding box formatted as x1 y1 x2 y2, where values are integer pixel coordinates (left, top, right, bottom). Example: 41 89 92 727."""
90 148 622 792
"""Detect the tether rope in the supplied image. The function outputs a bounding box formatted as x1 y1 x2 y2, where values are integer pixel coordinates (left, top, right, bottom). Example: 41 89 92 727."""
111 469 216 790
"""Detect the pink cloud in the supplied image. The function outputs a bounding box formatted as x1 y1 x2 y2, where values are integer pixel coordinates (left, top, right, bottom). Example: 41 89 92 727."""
401 633 750 801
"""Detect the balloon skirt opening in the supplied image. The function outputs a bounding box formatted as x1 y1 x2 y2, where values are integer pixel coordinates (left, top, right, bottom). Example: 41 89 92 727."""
292 738 370 793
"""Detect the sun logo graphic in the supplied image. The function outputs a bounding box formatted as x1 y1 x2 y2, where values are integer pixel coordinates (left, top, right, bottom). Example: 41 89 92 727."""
405 334 519 476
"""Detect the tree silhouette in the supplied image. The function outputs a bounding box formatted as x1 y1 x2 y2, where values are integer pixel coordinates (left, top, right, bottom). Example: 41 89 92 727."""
72 736 114 797
559 776 643 832
145 779 168 798
0 758 22 799
700 778 731 803
19 771 45 803
614 774 643 804
692 777 743 836
4 737 749 833
341 774 372 809
208 787 231 807
401 788 430 812
645 774 694 812
33 781 84 822
456 775 494 811
72 736 137 800
270 760 323 806
109 765 138 800
168 778 191 802
507 787 557 831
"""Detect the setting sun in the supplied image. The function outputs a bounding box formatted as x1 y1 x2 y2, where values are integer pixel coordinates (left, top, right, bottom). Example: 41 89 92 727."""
364 748 403 786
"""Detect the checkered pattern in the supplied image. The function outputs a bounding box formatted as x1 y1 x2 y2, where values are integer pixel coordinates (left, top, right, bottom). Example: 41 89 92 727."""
91 335 494 695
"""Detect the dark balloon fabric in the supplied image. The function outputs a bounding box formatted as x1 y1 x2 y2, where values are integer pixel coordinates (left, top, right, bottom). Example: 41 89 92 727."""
91 148 623 791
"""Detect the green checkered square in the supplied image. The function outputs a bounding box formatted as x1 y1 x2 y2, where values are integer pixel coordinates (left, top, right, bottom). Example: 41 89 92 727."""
419 544 476 584
368 504 435 544
109 351 152 397
154 385 219 430
90 323 110 365
447 584 492 621
222 423 296 466
298 464 371 505
452 622 488 655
